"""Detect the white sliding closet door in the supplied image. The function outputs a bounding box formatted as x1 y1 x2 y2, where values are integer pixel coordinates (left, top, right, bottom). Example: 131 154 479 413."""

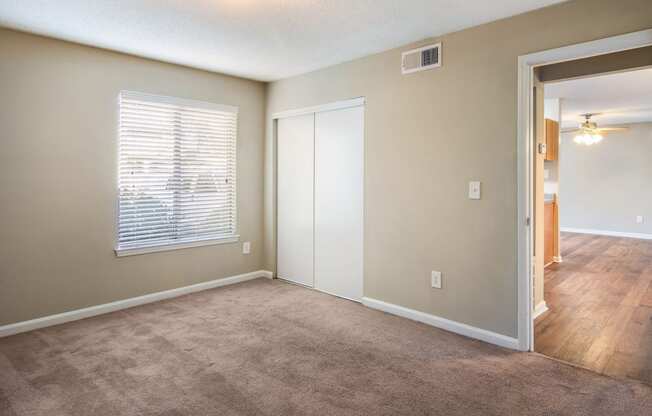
314 106 364 301
277 113 315 287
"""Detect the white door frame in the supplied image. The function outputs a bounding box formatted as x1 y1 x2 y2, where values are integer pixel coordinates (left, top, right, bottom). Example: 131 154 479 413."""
271 97 365 120
516 29 652 352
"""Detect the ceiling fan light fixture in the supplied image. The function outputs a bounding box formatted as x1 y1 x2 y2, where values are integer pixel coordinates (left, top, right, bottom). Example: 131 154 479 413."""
574 133 603 145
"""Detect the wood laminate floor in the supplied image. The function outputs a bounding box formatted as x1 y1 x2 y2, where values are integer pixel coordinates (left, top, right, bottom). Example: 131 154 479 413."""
535 232 652 385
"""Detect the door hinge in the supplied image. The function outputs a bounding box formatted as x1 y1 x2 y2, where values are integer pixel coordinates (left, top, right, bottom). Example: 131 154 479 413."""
538 143 547 155
526 217 531 226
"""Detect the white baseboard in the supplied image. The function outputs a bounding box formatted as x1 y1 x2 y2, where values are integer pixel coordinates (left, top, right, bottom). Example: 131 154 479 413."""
0 270 273 338
561 227 652 240
552 256 562 263
361 297 520 350
533 301 549 320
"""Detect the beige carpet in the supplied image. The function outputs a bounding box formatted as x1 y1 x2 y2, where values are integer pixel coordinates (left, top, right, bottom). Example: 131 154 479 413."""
0 278 650 415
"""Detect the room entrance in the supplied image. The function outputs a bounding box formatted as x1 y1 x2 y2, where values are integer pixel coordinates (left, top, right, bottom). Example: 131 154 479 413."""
520 32 652 385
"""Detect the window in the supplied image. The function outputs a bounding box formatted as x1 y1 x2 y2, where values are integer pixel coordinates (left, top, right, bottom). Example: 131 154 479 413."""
116 91 238 256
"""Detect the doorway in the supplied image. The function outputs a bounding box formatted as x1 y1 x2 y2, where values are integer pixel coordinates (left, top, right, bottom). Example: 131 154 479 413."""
533 68 652 384
518 29 652 384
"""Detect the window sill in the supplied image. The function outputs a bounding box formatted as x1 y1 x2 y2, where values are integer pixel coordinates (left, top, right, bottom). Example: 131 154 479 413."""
115 235 240 257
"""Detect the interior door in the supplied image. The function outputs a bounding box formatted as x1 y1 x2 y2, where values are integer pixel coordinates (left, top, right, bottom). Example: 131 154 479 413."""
277 113 315 287
314 106 364 301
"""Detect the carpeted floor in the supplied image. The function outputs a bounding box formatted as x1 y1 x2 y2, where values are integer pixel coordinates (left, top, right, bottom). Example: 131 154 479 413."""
0 278 650 415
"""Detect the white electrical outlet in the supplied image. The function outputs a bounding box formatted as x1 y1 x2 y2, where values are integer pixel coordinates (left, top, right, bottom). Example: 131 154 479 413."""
431 271 442 289
242 241 251 254
636 216 644 224
468 181 481 200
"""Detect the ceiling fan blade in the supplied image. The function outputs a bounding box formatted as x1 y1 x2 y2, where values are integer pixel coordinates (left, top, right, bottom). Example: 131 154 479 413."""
561 128 581 133
596 127 628 132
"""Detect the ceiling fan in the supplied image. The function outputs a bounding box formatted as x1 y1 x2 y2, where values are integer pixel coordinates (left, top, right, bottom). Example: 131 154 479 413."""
563 113 628 145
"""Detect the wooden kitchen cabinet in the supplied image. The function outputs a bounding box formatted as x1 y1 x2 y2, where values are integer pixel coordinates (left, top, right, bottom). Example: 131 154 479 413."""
545 118 559 161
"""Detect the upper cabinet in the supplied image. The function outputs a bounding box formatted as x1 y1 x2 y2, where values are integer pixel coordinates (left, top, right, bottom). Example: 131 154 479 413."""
545 118 559 161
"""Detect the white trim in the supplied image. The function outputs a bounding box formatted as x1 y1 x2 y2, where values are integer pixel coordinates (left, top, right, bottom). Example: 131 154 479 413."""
362 297 519 350
553 256 562 263
516 52 534 352
517 29 652 353
120 90 238 114
260 270 274 279
115 235 239 257
271 97 365 120
519 31 652 68
0 270 272 338
533 301 549 320
560 227 652 240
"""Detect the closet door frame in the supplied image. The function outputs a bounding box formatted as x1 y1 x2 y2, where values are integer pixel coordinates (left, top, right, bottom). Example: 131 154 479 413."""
272 97 365 296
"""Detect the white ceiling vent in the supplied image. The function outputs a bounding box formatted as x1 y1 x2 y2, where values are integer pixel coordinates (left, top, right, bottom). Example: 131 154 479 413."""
401 43 441 75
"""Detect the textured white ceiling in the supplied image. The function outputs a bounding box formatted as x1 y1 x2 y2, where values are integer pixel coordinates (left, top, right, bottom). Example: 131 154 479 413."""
545 68 652 129
0 0 565 81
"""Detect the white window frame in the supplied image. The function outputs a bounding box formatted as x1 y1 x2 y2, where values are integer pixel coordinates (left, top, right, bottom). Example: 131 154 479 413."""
115 91 239 257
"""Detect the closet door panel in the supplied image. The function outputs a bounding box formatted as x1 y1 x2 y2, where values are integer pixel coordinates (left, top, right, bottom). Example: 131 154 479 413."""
277 114 315 287
314 106 364 301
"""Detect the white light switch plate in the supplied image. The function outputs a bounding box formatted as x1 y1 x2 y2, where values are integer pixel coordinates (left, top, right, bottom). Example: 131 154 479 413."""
636 216 644 224
468 181 481 200
431 271 442 289
242 241 251 254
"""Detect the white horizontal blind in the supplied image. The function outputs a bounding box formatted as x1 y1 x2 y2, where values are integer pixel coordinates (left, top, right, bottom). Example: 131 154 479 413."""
117 91 237 253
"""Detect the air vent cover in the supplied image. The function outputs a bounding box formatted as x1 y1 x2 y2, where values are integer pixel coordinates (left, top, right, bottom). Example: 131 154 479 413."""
402 43 441 74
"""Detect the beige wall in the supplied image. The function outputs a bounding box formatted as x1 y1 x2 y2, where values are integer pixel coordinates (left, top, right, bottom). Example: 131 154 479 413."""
0 29 266 326
2 0 652 337
560 122 652 235
265 0 652 337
